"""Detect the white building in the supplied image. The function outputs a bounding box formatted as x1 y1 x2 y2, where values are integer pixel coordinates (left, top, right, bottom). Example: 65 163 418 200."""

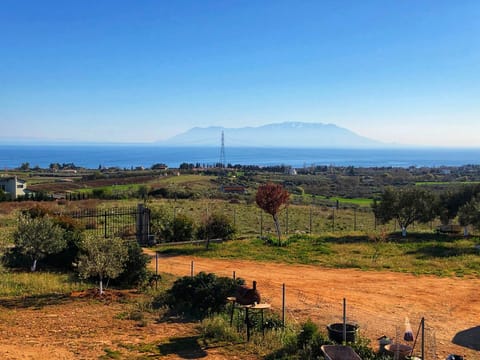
0 176 27 199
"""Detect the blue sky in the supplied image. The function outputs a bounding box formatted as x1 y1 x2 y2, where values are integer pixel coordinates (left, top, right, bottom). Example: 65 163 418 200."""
1 1 479 146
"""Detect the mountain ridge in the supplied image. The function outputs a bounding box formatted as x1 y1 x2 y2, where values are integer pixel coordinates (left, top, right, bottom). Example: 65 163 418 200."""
157 122 384 148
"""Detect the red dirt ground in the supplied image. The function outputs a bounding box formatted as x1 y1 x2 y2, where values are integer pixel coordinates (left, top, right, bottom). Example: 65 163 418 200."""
148 251 480 359
1 253 478 359
0 289 252 360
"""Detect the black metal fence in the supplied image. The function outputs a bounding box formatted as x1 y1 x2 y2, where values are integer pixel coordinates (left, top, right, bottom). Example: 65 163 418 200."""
64 204 151 244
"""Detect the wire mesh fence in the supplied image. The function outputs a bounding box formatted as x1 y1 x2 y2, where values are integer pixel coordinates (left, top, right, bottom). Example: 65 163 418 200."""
149 199 453 239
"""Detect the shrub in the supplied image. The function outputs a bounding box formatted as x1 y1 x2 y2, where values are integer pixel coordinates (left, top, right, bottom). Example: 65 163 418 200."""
201 314 242 344
164 272 244 319
43 215 85 270
297 319 318 349
42 228 83 270
160 214 195 242
196 213 236 240
111 240 150 288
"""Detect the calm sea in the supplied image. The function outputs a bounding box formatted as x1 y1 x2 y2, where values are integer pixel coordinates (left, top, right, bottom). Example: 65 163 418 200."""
1 145 480 169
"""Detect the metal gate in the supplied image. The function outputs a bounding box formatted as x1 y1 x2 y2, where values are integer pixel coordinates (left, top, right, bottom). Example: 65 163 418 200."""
64 204 151 245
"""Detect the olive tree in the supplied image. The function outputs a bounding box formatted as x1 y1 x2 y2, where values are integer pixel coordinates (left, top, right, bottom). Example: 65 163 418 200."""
436 184 480 225
372 187 436 237
197 213 236 249
458 199 480 236
13 214 66 271
255 182 290 245
76 234 128 295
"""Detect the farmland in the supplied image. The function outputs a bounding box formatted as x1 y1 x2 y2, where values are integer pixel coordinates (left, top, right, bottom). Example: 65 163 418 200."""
1 167 480 359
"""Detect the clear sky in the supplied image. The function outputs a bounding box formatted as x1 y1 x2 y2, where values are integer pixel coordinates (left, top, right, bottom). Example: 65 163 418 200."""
1 1 479 146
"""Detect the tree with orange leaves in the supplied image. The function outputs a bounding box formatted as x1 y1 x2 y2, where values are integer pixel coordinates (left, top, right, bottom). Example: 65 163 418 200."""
255 182 290 245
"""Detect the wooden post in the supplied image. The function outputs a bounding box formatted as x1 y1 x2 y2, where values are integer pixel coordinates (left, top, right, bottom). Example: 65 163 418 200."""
233 271 236 281
190 260 194 277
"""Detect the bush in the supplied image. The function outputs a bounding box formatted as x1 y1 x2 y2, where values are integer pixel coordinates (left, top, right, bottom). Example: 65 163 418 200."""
42 228 83 270
201 314 242 344
160 214 195 242
111 240 150 288
197 213 236 240
297 319 318 349
43 215 85 270
164 272 244 319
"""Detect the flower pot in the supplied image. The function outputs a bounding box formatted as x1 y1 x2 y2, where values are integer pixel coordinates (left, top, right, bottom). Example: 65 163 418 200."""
327 323 359 343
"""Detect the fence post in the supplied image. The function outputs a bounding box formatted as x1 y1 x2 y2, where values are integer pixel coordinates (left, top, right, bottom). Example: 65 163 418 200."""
233 208 236 228
353 208 357 231
136 204 150 245
191 260 194 277
260 211 263 238
282 283 286 328
104 211 107 238
309 207 313 234
332 208 335 232
286 207 289 235
343 298 347 344
155 252 159 290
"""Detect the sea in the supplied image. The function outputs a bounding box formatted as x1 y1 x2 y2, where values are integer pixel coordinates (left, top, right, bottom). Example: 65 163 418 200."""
1 145 480 170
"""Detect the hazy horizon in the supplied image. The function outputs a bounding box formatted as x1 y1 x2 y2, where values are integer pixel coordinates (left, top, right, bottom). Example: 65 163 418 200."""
1 1 479 147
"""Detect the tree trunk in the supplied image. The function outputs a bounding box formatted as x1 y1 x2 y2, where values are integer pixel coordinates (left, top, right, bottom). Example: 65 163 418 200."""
99 276 103 295
401 226 407 237
31 259 37 272
273 214 282 246
464 226 469 237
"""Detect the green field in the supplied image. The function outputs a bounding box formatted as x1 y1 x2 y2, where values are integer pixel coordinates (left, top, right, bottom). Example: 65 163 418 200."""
156 234 480 277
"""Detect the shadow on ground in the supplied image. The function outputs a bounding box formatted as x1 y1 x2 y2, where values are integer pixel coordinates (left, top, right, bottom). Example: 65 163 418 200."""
157 336 208 359
407 244 479 259
452 326 480 351
0 293 69 309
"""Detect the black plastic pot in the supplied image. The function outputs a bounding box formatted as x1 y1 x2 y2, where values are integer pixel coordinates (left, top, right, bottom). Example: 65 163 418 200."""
327 323 359 343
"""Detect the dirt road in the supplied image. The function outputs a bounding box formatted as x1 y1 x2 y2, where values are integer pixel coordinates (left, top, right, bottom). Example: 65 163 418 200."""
150 252 480 359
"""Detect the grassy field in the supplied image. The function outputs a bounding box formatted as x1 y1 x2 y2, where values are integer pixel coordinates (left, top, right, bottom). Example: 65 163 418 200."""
416 181 480 186
0 271 90 298
146 198 440 237
312 195 373 207
156 233 480 277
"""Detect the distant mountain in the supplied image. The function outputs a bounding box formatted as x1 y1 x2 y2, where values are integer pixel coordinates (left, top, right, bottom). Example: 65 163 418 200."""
158 122 384 148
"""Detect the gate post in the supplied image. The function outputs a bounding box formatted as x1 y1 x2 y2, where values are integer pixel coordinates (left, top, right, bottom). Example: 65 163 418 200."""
136 204 151 245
